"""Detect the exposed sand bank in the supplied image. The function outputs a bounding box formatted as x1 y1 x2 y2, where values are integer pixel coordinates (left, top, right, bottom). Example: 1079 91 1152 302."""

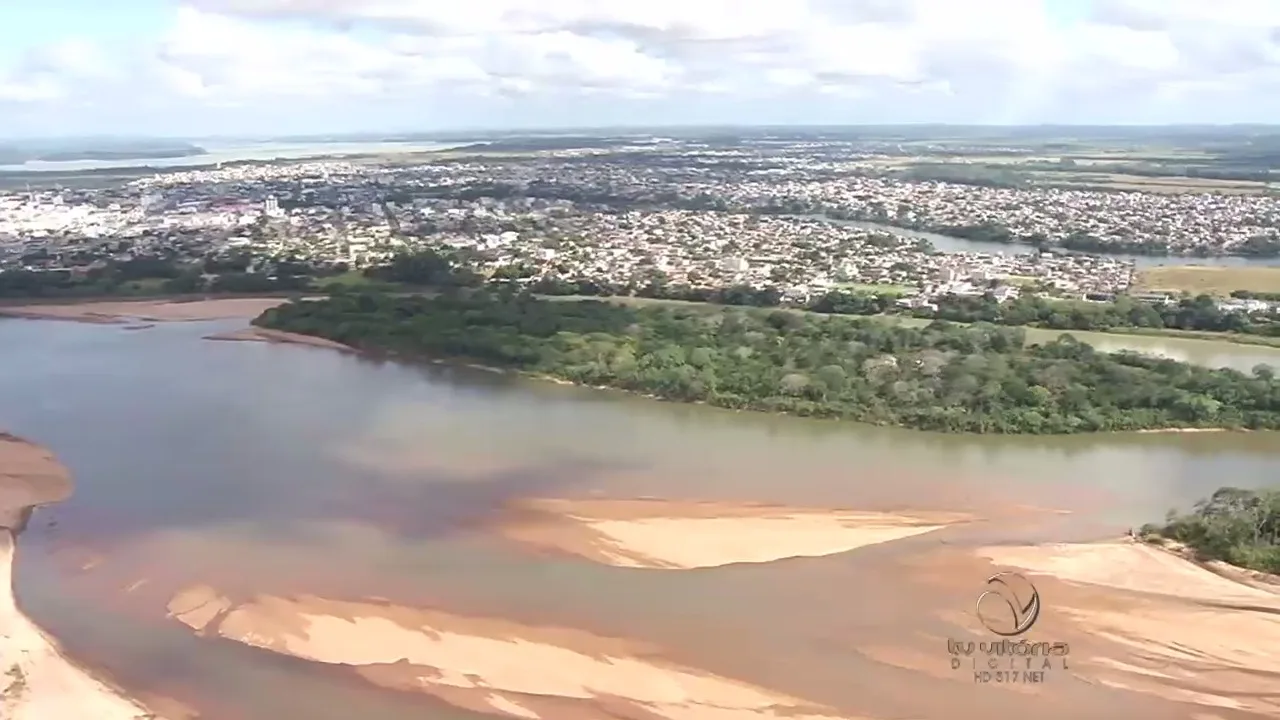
167 588 868 720
499 499 972 569
0 433 72 530
977 540 1280 716
0 534 163 720
0 297 294 323
978 541 1278 602
0 435 162 720
203 326 357 351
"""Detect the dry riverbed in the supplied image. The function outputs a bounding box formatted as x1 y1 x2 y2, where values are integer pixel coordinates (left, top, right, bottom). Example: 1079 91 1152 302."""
166 588 868 720
972 540 1280 716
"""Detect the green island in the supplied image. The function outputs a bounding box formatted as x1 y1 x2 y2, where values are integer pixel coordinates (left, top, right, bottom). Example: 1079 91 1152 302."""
253 289 1280 435
1142 487 1280 574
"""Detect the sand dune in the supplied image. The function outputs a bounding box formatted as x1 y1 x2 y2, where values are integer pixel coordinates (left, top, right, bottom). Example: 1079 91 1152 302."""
168 589 870 720
0 297 294 323
977 541 1280 716
500 498 971 569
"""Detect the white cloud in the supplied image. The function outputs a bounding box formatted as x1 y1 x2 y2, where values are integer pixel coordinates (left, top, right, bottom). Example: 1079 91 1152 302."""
2 0 1280 132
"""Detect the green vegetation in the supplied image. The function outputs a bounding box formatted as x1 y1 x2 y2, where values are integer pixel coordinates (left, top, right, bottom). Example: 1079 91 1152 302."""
1142 487 1280 574
254 290 1280 435
0 248 485 301
529 275 1280 342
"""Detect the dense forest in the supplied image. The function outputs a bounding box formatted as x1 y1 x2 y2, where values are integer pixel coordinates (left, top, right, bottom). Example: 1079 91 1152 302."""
254 290 1280 435
1143 487 1280 574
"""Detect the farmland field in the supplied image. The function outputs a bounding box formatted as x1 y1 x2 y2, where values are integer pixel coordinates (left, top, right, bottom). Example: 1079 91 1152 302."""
1134 266 1280 295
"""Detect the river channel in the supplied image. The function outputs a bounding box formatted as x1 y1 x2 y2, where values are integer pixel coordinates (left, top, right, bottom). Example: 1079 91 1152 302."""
797 214 1280 268
1 317 1279 719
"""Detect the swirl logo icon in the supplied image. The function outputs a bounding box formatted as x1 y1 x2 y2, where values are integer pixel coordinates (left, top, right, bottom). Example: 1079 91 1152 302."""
975 572 1040 636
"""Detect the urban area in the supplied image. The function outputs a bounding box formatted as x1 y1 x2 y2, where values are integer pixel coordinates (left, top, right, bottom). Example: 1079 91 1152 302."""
1 139 1279 317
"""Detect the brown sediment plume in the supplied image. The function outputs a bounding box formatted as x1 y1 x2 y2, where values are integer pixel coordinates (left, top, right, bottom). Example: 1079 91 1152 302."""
169 589 873 720
202 326 356 351
0 434 168 719
0 297 294 323
975 541 1280 716
497 498 972 569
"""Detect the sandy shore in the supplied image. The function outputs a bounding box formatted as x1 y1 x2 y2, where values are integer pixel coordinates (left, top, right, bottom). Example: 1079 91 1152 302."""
0 297 295 323
0 435 162 720
167 587 867 720
203 326 357 351
498 498 972 569
0 434 73 530
976 540 1280 716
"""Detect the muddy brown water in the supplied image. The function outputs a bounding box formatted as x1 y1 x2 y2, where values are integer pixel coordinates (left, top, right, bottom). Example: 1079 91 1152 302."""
1 317 1278 719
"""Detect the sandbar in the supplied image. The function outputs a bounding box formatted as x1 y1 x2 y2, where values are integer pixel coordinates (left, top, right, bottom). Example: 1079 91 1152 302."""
0 433 72 530
203 326 357 351
168 588 870 720
977 540 1280 716
977 541 1279 602
0 297 294 323
0 435 163 720
499 498 971 569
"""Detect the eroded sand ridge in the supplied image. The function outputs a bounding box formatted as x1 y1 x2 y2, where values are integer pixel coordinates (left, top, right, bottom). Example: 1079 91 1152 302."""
499 498 972 569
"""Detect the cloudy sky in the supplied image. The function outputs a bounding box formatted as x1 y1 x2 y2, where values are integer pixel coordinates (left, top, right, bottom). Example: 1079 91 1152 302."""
2 0 1279 138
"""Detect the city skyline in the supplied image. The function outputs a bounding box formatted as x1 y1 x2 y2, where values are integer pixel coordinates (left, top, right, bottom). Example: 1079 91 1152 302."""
3 0 1280 138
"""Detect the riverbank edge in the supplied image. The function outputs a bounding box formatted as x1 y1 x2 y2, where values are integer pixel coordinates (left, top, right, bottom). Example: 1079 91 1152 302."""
806 213 1280 263
1135 533 1280 592
3 292 1279 351
242 317 1261 438
0 437 164 720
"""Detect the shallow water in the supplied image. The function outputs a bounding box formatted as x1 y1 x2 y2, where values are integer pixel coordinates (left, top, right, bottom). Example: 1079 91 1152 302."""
1 318 1278 719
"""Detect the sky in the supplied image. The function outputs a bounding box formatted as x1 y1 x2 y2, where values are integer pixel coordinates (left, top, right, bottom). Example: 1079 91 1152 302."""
2 0 1280 138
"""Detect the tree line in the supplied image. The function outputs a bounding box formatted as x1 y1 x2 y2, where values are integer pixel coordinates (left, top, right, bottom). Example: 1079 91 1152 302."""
6 248 1277 343
1143 487 1280 574
524 275 1280 339
253 290 1280 435
0 253 349 299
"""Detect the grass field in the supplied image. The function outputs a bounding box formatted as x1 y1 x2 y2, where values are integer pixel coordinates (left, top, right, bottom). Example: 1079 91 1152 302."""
1028 170 1272 195
1134 266 1280 296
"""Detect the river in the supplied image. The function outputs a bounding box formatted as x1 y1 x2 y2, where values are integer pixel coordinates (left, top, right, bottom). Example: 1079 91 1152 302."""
0 141 472 174
1 317 1278 719
796 215 1280 268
